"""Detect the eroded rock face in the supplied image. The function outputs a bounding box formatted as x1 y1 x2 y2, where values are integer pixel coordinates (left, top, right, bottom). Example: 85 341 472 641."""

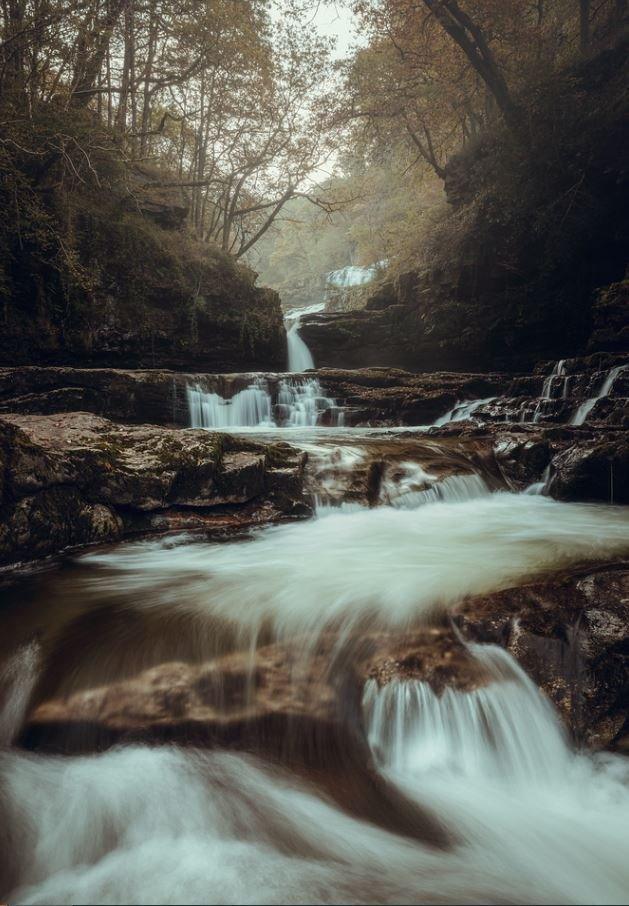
550 437 629 504
0 413 308 567
456 565 629 750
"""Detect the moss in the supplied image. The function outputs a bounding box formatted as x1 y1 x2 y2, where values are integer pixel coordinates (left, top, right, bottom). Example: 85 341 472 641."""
0 111 285 370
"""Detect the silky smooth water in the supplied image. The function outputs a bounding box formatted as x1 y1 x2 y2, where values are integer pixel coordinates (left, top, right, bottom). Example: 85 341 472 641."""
79 494 629 641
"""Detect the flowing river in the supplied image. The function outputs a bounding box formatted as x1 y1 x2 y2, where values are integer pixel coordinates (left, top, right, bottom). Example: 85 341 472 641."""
1 324 629 905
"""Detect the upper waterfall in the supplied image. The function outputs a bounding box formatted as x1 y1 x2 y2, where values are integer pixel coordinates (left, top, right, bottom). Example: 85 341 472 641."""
284 302 324 373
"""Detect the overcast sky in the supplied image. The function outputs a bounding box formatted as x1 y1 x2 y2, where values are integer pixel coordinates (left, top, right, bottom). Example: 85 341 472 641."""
309 1 358 58
272 1 359 60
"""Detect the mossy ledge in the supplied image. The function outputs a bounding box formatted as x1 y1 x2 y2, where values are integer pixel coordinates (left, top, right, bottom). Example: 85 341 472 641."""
0 412 309 568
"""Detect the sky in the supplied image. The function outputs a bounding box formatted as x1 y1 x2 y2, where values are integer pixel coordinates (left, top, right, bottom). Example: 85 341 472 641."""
272 1 359 60
309 1 358 59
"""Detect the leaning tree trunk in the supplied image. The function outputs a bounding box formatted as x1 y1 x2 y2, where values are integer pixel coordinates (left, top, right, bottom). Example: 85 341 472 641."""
421 0 521 135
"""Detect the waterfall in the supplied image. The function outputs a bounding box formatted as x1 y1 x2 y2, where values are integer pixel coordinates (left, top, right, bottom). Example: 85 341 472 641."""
571 363 627 425
187 377 344 429
540 359 568 400
519 360 570 423
364 645 569 782
284 303 324 372
186 379 275 429
524 463 551 495
380 468 491 509
286 316 315 372
432 397 496 426
80 494 629 639
326 263 383 288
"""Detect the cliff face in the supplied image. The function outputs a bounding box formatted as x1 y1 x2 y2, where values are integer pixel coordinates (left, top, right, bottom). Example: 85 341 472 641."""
301 40 629 372
0 152 286 372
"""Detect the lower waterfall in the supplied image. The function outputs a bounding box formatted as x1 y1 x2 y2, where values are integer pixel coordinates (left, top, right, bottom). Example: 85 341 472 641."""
186 377 343 429
3 642 629 905
3 396 629 905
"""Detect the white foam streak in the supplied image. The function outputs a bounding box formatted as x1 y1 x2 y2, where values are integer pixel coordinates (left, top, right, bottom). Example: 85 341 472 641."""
364 646 629 905
0 641 40 746
82 495 629 639
571 364 627 425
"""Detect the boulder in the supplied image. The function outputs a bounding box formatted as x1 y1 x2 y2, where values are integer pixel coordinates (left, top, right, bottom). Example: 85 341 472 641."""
550 436 629 504
0 412 308 567
456 565 629 750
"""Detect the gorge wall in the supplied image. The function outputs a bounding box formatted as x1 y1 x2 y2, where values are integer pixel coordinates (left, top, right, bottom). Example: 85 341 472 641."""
300 40 629 372
0 144 285 373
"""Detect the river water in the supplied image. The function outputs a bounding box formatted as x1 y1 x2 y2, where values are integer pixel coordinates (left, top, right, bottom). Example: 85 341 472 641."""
1 326 629 903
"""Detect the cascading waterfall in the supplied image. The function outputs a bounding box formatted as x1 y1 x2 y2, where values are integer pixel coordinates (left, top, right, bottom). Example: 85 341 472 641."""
4 336 629 905
284 302 324 373
186 302 347 429
187 376 343 429
364 644 569 781
186 379 275 429
571 363 627 425
326 262 384 289
286 315 315 372
78 494 629 639
361 644 629 904
3 444 629 903
432 397 496 426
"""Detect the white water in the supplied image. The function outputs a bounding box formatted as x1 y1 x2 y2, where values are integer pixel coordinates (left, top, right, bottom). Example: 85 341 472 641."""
187 377 343 429
284 302 325 372
326 262 385 289
186 379 275 429
0 641 39 746
4 645 629 904
286 316 315 372
571 364 627 425
362 645 629 904
524 463 551 495
81 494 629 640
379 465 490 509
432 397 496 426
541 358 569 400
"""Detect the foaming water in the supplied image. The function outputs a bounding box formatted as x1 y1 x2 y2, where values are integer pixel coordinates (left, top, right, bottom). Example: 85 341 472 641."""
0 641 40 746
365 645 568 782
432 397 496 426
286 315 315 372
187 377 343 429
81 494 629 640
571 363 627 426
363 645 629 905
3 647 629 904
380 467 490 509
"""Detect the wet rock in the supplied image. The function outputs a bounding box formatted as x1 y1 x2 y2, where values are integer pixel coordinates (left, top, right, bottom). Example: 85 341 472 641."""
455 565 629 750
366 629 492 694
551 436 629 504
0 413 308 567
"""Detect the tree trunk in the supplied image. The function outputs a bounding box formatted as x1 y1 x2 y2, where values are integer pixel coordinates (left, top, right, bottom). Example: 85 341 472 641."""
70 0 128 108
139 2 158 156
115 3 133 132
421 0 521 134
579 0 590 53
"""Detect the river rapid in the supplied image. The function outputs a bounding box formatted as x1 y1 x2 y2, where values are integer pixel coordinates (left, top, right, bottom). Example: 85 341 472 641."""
1 335 629 905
